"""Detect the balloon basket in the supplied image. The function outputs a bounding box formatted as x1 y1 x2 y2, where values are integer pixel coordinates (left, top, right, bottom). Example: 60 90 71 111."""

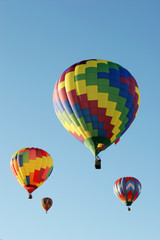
95 158 101 169
28 193 32 199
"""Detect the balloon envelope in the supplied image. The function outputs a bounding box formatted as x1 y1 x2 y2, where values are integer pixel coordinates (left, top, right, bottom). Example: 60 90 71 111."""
10 147 54 197
41 197 53 213
53 59 140 157
113 177 142 207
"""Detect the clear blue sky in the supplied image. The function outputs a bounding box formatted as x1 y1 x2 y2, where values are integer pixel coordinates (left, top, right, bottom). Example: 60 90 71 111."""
1 0 160 239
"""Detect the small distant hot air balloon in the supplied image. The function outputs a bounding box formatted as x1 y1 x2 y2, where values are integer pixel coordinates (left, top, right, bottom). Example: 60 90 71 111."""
41 197 53 213
53 59 140 169
10 147 54 199
113 177 142 211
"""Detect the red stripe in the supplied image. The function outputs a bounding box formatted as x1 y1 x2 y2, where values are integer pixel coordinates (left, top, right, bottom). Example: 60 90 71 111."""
78 94 88 109
88 100 98 115
67 90 78 105
59 87 68 103
120 77 129 85
106 131 113 139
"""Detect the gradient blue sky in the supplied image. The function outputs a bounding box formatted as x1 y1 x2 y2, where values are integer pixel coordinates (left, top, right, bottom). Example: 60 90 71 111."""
1 1 160 240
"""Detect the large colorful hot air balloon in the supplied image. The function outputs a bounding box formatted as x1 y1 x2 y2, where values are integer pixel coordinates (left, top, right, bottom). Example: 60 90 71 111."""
10 147 53 199
113 177 142 211
41 197 53 213
53 59 140 168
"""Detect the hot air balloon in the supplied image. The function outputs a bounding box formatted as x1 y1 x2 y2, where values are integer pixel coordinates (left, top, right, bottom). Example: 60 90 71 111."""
10 147 54 199
113 177 142 211
41 197 53 213
53 59 140 169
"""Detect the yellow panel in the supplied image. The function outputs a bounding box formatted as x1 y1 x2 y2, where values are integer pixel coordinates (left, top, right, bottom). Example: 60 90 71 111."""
106 101 117 109
23 162 30 176
105 101 117 117
77 125 87 139
16 169 25 186
34 157 42 171
98 92 108 108
112 120 122 133
75 64 86 75
75 80 87 95
19 166 26 180
28 159 36 173
70 123 80 135
58 81 65 90
84 130 91 138
48 156 53 168
106 108 115 117
110 131 120 143
62 121 80 136
65 71 75 92
37 182 42 187
62 121 70 132
86 86 98 100
97 59 108 64
135 86 140 105
86 60 97 68
41 156 47 169
98 143 103 147
110 110 121 125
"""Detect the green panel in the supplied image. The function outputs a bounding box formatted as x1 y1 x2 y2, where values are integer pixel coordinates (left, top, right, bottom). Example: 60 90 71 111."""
107 86 119 95
70 113 80 127
108 62 119 70
86 72 97 85
97 63 109 73
119 107 129 121
97 79 109 93
74 74 85 81
119 125 125 133
116 96 127 106
86 67 97 73
86 123 98 136
108 93 120 102
119 118 129 131
62 111 72 124
98 85 109 93
78 117 88 131
97 78 109 86
23 151 29 163
116 104 124 112
86 122 93 132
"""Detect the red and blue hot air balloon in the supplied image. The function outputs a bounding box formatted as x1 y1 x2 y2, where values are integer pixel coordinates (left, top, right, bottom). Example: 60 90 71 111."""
41 197 53 213
113 177 142 211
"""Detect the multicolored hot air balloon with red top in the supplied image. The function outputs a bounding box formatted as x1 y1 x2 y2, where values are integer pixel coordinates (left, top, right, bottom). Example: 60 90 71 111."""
53 59 140 168
113 177 142 211
41 197 53 213
10 147 53 199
